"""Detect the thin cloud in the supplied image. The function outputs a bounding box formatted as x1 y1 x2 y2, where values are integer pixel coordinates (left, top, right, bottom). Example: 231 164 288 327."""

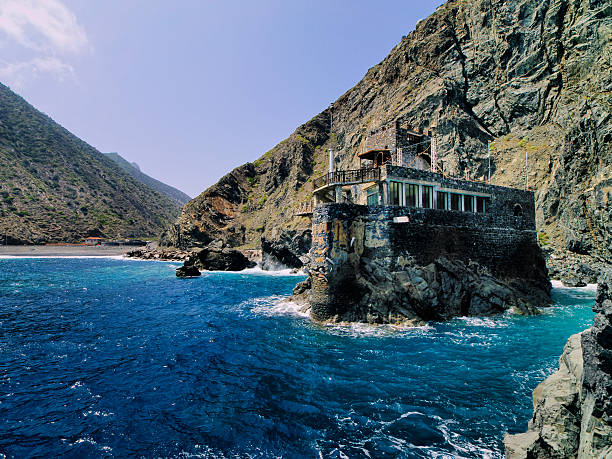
0 0 88 54
0 56 75 88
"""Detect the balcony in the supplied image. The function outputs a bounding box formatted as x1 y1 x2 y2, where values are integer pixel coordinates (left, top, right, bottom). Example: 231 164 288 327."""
313 167 381 191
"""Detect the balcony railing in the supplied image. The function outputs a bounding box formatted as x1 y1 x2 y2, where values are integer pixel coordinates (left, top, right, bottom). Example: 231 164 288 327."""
313 167 380 190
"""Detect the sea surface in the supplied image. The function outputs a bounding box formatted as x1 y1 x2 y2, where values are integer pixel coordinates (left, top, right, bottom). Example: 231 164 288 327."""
0 258 596 458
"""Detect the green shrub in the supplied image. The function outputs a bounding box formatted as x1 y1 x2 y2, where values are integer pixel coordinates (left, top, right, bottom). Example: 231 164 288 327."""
538 232 549 246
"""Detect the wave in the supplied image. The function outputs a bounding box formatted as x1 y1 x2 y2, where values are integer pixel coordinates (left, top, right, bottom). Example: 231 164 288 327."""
249 296 309 318
551 279 597 291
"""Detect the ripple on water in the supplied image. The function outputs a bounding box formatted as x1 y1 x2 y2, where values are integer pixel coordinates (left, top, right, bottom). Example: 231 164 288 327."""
0 258 597 458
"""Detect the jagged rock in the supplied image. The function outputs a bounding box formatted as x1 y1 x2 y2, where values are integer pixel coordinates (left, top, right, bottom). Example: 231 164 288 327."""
180 245 256 272
126 248 194 261
261 230 311 270
293 256 545 324
504 269 612 458
175 265 201 278
545 248 609 286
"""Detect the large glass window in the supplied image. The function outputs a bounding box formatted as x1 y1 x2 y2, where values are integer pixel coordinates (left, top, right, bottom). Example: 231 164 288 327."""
406 184 418 207
367 187 378 206
436 191 448 210
422 186 433 208
450 193 462 211
390 181 402 206
464 194 474 212
476 196 489 213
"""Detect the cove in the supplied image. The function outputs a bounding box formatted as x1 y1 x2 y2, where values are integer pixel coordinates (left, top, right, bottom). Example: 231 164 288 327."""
0 258 595 458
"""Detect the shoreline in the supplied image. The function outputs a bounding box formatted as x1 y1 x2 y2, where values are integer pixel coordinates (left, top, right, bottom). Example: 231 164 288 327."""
0 245 143 258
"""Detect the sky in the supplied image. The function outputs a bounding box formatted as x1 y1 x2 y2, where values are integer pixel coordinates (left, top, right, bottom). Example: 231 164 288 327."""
0 0 442 198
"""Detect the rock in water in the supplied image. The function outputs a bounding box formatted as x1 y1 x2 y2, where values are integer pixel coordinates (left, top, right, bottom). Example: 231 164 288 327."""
175 265 201 278
504 269 612 458
174 244 256 274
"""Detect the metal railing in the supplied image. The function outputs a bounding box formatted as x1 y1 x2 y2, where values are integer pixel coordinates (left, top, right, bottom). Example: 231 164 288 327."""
313 167 380 190
294 201 313 216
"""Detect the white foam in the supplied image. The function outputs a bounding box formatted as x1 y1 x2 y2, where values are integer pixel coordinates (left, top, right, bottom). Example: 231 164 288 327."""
551 279 598 291
250 296 309 318
323 321 434 338
224 266 306 276
453 316 508 328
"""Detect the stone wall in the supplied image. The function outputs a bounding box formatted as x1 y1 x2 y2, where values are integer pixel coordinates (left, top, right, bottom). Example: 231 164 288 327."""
364 124 397 153
307 196 548 321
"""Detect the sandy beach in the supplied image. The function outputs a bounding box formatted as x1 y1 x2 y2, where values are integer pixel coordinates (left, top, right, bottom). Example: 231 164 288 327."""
0 245 145 258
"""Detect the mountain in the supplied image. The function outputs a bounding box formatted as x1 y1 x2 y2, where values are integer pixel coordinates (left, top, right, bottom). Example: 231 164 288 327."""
161 0 610 267
0 83 181 244
104 152 191 206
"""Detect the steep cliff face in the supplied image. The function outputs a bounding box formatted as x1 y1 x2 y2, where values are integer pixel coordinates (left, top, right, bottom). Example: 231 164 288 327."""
504 270 612 458
162 0 611 265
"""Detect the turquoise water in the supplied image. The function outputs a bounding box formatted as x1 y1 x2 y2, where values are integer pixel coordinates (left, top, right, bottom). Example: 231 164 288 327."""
0 258 596 458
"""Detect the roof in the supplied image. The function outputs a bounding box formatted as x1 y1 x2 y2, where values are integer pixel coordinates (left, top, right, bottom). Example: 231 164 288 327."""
358 149 391 161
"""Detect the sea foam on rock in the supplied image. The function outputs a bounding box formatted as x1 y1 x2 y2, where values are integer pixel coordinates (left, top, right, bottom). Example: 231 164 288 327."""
504 269 612 458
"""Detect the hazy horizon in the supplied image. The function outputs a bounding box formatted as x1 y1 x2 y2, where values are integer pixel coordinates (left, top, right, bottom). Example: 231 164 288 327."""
0 0 441 197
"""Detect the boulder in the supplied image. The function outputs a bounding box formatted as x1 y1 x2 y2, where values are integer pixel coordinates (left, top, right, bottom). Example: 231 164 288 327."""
175 265 201 278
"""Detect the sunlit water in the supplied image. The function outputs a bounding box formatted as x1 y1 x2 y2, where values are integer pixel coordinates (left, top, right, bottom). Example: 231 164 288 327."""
0 258 596 458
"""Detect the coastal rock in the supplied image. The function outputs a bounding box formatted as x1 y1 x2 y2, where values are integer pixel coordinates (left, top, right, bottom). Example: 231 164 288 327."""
544 248 609 286
293 256 545 324
175 265 201 278
261 230 311 270
177 244 256 273
126 247 195 261
504 269 612 458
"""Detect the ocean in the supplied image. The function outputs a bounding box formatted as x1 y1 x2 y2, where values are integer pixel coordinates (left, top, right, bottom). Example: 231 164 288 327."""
0 258 596 458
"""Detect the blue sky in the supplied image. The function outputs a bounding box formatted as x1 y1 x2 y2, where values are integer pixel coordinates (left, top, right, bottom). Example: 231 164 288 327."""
0 0 442 197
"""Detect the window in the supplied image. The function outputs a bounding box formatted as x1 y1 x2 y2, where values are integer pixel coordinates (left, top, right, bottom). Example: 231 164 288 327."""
406 184 418 207
436 191 448 210
464 195 474 212
422 186 433 208
367 187 378 206
390 181 402 206
476 196 488 213
450 193 462 211
514 203 523 216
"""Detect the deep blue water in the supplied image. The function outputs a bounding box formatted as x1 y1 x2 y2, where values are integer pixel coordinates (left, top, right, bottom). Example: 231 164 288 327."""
0 258 596 458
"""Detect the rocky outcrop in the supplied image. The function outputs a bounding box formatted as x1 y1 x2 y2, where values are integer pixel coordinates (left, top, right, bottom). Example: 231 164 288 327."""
504 269 612 458
126 247 194 261
175 265 201 278
261 230 311 270
175 241 257 273
292 256 543 324
545 248 610 286
159 0 610 269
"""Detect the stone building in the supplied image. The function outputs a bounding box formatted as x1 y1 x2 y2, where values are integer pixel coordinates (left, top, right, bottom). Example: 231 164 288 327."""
298 122 549 323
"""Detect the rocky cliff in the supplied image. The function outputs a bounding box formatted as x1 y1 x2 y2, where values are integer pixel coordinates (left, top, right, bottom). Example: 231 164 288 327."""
161 0 610 272
504 269 612 457
0 84 181 244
